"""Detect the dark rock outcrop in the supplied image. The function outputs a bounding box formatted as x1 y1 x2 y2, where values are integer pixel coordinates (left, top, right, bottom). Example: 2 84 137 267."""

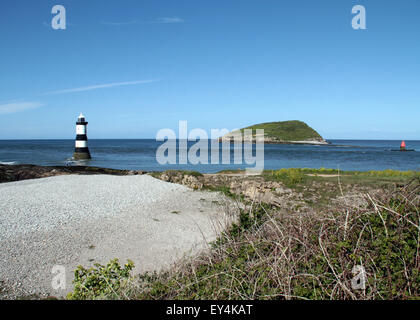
0 164 145 184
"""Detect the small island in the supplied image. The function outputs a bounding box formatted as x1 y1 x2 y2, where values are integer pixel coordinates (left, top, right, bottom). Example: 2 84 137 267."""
219 120 329 145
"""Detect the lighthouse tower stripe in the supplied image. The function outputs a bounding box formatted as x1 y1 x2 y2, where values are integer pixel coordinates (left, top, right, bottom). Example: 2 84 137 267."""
76 134 88 140
76 125 86 135
75 140 88 148
73 113 91 159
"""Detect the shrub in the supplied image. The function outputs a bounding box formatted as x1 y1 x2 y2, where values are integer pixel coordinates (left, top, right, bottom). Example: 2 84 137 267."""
134 179 419 300
361 169 416 178
67 258 134 300
270 168 305 186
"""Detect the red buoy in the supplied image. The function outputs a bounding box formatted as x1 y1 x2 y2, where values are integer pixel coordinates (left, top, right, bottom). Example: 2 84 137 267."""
391 140 413 152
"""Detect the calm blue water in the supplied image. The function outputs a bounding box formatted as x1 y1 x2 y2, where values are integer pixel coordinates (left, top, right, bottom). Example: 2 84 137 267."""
0 139 419 173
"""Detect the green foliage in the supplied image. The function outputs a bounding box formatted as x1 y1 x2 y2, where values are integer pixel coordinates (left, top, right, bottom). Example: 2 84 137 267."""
263 168 419 190
356 200 420 298
266 168 306 187
291 182 420 299
301 167 339 174
228 206 267 237
205 185 244 201
266 167 418 178
133 180 419 300
237 120 323 141
361 169 419 178
226 120 323 142
67 258 134 300
179 170 204 177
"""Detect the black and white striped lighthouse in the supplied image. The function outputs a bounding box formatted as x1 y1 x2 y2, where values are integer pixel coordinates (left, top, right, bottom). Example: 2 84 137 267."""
73 113 91 160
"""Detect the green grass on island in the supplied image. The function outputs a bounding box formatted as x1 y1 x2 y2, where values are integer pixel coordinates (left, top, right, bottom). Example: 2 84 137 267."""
226 120 325 142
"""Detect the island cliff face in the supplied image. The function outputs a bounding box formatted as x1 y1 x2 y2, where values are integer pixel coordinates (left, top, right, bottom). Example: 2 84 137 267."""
219 120 328 145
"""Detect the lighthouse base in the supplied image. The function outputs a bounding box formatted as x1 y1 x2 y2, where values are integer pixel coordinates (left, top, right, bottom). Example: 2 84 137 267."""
73 148 91 160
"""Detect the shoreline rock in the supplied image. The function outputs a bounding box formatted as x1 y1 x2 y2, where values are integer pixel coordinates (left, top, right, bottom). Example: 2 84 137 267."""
0 164 145 184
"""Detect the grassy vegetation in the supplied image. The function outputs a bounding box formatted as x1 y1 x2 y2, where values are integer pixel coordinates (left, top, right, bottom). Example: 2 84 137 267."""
232 120 324 142
263 168 420 188
262 168 420 209
132 184 419 300
67 175 420 300
203 184 244 201
216 168 419 183
281 167 419 178
216 169 247 174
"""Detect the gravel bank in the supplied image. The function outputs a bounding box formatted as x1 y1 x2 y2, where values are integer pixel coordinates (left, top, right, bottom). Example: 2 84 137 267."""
0 174 232 299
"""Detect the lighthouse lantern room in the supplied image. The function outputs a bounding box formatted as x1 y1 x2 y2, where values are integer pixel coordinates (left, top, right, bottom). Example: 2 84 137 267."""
73 113 91 160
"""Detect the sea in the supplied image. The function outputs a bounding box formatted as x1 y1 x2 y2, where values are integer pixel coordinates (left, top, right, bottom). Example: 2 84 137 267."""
0 139 419 173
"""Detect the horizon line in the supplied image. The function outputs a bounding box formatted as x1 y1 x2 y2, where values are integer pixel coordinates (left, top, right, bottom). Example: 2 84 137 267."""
0 138 418 141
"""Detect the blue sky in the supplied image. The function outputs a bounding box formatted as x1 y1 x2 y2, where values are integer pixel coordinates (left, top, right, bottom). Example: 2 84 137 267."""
0 0 419 139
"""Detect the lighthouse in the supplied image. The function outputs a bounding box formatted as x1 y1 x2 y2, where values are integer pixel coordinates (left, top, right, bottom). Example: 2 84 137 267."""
73 113 91 160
